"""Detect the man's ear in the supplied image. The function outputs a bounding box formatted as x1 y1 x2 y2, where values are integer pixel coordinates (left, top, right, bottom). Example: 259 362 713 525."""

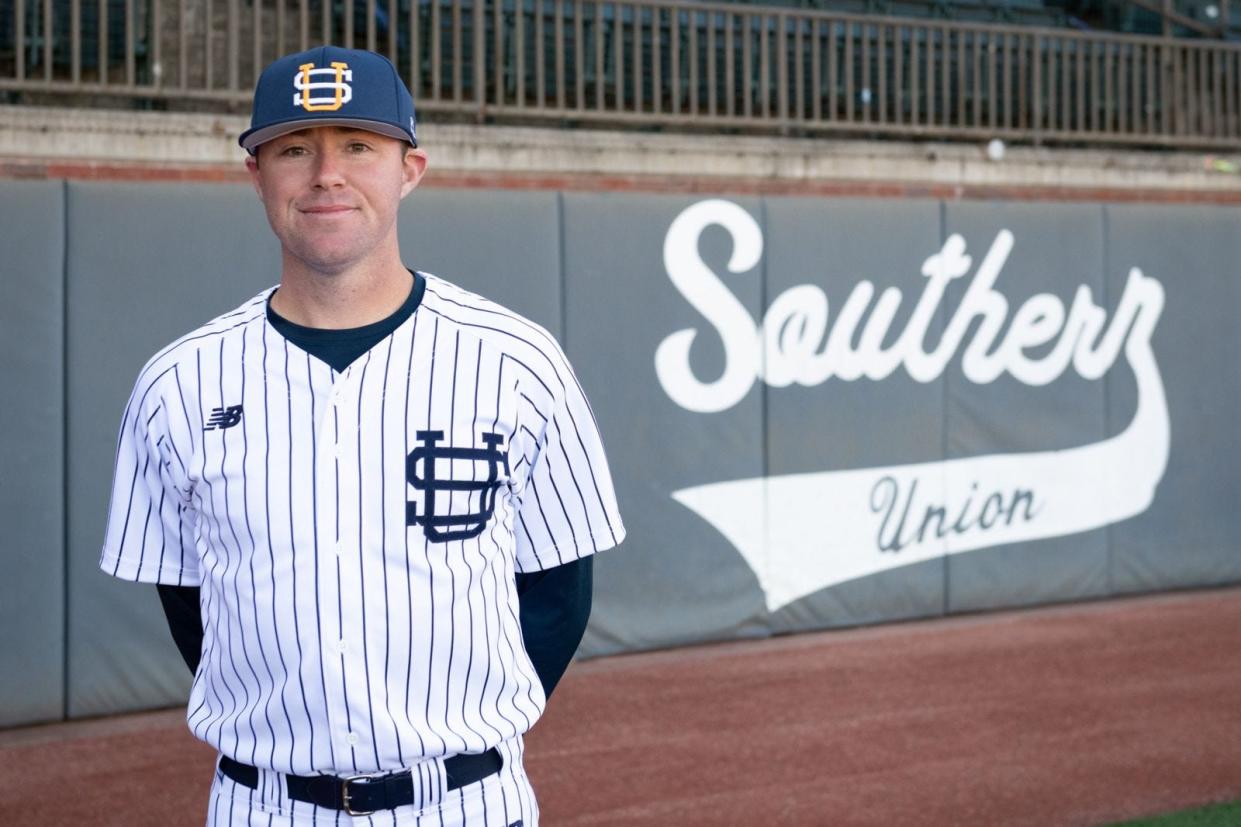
400 147 429 199
245 153 263 198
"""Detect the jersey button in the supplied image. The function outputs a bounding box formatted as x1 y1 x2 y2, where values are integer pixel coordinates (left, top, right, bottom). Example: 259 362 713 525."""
346 732 360 746
335 639 347 653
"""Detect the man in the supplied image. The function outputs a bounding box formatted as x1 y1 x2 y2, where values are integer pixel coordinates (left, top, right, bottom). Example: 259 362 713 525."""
100 46 625 825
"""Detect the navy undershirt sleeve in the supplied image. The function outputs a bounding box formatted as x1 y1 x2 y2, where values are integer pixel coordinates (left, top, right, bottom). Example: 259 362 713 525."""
157 271 594 698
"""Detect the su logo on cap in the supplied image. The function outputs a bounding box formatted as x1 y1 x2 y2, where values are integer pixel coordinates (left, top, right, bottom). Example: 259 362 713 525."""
292 60 353 111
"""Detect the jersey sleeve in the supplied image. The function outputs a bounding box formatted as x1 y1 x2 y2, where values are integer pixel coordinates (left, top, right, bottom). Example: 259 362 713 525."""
99 366 202 586
512 350 626 573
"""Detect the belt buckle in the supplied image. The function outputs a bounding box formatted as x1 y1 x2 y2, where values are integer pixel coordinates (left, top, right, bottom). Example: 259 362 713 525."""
340 775 376 817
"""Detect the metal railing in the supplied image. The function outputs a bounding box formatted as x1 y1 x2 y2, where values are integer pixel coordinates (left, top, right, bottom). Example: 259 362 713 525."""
2 0 1240 147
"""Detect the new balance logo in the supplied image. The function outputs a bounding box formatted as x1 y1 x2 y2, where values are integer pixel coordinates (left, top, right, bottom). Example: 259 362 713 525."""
205 405 244 431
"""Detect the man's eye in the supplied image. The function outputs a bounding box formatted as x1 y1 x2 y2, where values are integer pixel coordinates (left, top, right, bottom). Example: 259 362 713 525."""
281 145 307 157
348 142 371 153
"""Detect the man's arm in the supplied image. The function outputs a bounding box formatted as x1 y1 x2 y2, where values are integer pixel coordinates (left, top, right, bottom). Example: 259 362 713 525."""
514 556 593 699
157 584 203 674
157 561 593 699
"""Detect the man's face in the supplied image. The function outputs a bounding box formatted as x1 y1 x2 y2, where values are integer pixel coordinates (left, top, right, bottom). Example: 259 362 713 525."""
246 126 427 275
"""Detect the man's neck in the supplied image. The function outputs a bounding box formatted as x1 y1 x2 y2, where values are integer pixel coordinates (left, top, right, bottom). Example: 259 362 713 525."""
271 254 413 329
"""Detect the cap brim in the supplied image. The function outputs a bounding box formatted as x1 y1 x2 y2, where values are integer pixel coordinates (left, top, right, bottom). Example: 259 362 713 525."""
240 117 416 152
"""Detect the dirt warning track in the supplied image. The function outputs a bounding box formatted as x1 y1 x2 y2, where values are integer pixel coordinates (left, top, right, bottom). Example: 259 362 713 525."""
3 586 1239 826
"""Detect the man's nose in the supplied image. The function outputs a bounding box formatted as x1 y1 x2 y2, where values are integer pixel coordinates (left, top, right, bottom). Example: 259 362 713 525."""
311 149 346 188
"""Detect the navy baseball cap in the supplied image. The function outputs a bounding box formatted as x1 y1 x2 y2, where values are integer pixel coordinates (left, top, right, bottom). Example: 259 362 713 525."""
240 45 417 153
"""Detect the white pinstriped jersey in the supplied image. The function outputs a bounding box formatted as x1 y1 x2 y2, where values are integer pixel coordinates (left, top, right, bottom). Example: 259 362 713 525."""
100 273 625 776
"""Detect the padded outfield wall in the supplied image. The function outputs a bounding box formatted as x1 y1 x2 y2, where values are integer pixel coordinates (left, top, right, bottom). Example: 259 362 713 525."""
2 179 1239 726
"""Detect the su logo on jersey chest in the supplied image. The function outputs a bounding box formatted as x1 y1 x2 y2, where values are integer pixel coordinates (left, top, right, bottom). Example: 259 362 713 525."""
406 430 509 542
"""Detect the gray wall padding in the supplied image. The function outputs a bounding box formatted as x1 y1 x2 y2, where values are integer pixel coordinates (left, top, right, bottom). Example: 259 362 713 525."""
1104 205 1241 592
2 179 1237 726
0 181 66 727
65 182 281 718
941 202 1111 612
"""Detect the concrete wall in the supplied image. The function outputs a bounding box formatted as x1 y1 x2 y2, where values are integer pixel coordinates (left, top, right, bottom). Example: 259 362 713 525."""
2 180 1238 727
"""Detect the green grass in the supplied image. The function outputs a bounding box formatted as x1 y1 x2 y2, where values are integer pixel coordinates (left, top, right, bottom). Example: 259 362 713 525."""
1103 801 1241 826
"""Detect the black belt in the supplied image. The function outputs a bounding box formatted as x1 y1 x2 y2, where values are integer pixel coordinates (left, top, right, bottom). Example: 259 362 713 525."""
218 748 503 816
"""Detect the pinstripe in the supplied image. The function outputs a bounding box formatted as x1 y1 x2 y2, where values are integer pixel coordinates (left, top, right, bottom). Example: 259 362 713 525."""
331 400 356 771
101 277 622 806
239 326 281 764
282 338 317 772
261 325 301 770
216 336 264 760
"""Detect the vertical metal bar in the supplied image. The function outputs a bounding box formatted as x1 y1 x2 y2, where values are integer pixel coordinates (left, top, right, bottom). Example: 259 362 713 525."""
973 31 982 128
778 15 789 124
300 0 308 52
496 0 505 106
796 17 806 123
909 25 919 125
536 0 546 107
278 0 286 56
650 6 660 114
1103 41 1113 133
1138 43 1148 135
595 0 604 109
987 31 997 129
1031 34 1041 134
670 7 680 116
828 19 837 121
688 8 697 115
180 0 189 89
389 0 398 61
515 0 525 106
739 12 749 117
410 0 421 99
891 24 901 126
43 0 53 81
707 10 716 116
126 0 136 86
254 0 263 88
227 0 237 90
877 23 887 124
725 13 734 117
453 0 463 103
812 19 821 122
1213 48 1223 138
71 0 81 83
1075 38 1085 133
1148 42 1159 135
1018 33 1028 130
1001 32 1011 130
1117 43 1128 134
958 28 967 127
369 0 379 52
555 0 567 111
432 0 442 101
475 0 486 111
612 2 622 112
760 14 770 119
1061 37 1071 132
843 20 853 122
575 0 585 110
941 24 950 128
859 21 868 122
15 0 25 80
1226 51 1236 137
933 25 943 127
630 3 639 112
1046 35 1056 133
1201 46 1212 135
345 0 355 47
1091 40 1101 131
204 0 211 89
323 0 331 46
